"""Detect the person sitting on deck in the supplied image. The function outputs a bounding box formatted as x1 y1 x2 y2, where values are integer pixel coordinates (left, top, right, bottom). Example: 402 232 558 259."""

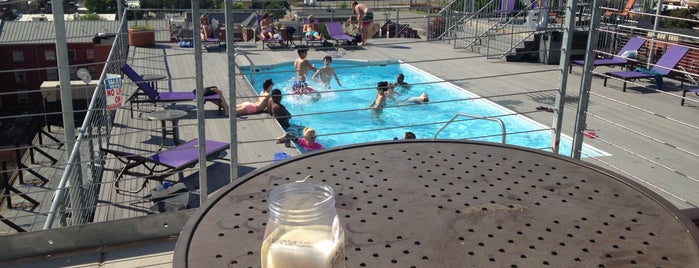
268 88 292 129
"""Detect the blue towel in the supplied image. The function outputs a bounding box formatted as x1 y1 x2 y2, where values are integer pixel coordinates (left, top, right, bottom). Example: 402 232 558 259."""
634 68 663 88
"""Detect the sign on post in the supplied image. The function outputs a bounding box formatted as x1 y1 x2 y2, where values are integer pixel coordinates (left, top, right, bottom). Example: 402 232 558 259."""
104 74 122 110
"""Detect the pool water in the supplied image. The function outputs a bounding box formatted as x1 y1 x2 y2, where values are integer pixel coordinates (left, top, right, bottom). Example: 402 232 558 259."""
242 60 605 157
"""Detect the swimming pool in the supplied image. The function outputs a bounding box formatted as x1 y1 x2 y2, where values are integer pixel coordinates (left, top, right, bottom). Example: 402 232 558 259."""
241 59 606 157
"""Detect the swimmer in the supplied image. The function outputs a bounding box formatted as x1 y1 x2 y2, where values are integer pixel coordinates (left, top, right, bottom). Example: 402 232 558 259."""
401 92 429 104
312 56 342 88
276 127 324 151
368 81 389 111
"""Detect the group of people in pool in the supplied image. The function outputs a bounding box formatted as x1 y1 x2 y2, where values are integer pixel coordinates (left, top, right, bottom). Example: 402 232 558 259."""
368 74 430 112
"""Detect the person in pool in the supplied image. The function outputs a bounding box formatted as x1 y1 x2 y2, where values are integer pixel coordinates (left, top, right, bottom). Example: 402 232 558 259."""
395 73 409 88
368 81 389 111
236 79 274 116
401 92 429 104
294 46 317 82
276 127 324 151
312 56 342 89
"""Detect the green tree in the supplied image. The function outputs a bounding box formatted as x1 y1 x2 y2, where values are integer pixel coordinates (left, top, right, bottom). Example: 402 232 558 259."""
82 0 123 14
661 9 698 28
264 1 291 21
140 0 219 9
76 13 103 20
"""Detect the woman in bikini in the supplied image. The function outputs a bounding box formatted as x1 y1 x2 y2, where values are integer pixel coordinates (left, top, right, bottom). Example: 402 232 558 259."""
200 15 212 40
236 79 274 116
351 0 372 46
259 13 276 40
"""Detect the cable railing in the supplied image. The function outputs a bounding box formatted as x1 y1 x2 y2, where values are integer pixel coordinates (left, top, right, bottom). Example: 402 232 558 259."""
0 4 698 264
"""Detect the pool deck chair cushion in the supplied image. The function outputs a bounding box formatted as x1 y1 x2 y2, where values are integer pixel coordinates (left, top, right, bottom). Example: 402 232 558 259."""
570 37 646 73
603 45 690 92
121 64 223 117
101 138 230 193
325 22 354 46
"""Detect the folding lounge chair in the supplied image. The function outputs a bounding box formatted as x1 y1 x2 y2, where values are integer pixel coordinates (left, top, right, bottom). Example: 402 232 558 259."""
101 138 230 193
121 64 223 118
569 36 646 73
325 22 354 46
603 45 690 92
255 15 283 50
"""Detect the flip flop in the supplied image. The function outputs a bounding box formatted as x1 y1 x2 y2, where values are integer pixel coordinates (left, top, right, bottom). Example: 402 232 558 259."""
536 106 554 113
583 131 598 139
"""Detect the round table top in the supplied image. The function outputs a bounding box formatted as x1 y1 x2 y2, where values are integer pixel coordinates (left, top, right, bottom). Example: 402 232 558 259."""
147 109 187 121
174 140 699 267
140 74 167 81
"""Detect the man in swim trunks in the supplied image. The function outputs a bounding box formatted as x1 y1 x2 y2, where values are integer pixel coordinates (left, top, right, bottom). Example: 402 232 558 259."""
352 0 372 46
235 79 274 116
294 47 317 82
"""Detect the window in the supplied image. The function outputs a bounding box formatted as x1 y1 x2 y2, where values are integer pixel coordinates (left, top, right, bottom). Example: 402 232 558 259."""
67 50 77 60
47 68 58 80
86 49 94 60
13 50 23 62
17 89 28 104
70 67 77 80
15 71 26 83
45 50 56 61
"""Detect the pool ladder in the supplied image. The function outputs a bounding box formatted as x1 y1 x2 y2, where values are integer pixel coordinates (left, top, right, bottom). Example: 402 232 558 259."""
433 113 507 144
234 52 256 85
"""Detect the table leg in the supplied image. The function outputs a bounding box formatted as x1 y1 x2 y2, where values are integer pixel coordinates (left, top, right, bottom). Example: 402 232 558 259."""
172 119 181 145
160 120 168 149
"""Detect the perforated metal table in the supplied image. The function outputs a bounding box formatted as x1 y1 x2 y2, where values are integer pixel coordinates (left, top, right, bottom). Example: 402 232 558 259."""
173 141 699 267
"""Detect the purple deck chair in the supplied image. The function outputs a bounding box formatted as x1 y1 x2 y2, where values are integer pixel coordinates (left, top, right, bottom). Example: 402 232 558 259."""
494 0 516 17
121 64 223 118
325 22 354 46
101 138 230 193
570 36 646 73
603 45 690 92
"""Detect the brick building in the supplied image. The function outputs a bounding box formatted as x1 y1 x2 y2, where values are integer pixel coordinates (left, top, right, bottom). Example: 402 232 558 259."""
0 20 119 111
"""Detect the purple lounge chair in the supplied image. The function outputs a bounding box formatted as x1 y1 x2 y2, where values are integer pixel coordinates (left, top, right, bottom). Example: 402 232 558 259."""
325 22 354 46
121 64 223 118
603 45 690 92
570 36 646 73
101 138 230 193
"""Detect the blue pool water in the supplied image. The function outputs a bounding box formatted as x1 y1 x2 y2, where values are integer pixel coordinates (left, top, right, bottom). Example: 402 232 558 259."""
242 60 605 157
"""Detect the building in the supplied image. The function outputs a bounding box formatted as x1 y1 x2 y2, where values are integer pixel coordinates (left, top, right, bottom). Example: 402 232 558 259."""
0 20 119 111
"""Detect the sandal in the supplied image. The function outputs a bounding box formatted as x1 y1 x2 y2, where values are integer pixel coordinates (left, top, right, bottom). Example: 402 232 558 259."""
536 106 554 113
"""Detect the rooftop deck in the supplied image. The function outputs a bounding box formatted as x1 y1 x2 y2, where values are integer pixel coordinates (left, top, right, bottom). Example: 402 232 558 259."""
4 33 699 266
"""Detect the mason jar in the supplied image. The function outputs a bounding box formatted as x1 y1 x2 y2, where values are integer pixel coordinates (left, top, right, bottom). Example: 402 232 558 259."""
261 181 345 268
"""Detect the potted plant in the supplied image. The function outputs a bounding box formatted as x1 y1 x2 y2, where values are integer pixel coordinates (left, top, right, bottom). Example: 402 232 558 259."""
128 24 155 47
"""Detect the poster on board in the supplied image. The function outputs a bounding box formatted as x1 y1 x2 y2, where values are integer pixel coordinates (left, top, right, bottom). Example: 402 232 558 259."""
104 74 122 110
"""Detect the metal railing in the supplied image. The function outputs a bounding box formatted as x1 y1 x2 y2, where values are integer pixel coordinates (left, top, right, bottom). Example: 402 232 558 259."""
42 12 129 229
434 113 507 143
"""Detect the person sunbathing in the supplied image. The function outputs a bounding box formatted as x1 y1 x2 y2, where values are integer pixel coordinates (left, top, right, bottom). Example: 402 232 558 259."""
303 15 322 40
236 79 274 116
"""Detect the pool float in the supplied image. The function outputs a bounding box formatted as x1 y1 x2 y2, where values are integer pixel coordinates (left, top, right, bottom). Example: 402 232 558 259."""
292 81 321 101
